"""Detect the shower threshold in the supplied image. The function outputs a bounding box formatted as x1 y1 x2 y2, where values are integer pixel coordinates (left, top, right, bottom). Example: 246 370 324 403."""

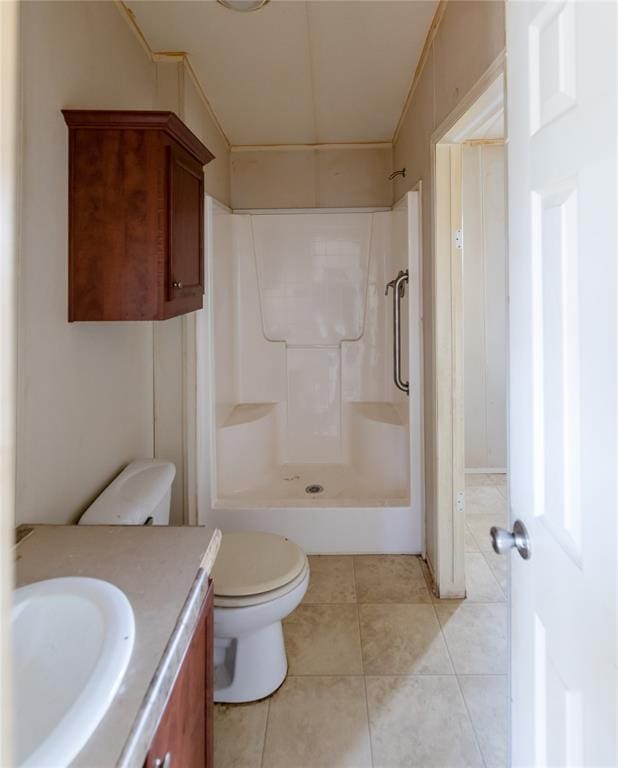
215 463 409 509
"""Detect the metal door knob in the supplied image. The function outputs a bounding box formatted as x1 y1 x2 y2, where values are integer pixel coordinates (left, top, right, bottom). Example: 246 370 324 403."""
154 753 171 768
490 519 531 560
172 280 183 289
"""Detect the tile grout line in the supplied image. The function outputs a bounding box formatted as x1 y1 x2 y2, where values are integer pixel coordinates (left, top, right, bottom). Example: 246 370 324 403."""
427 561 490 766
259 697 271 768
466 496 509 764
463 550 507 603
281 672 505 678
221 553 508 766
438 501 507 768
454 672 489 768
428 600 454 673
479 551 508 599
353 555 376 768
470 527 509 599
434 599 488 768
279 672 509 678
466 501 509 600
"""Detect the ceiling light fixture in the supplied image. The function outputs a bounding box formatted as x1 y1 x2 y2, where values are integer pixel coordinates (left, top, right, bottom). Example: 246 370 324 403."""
216 0 269 11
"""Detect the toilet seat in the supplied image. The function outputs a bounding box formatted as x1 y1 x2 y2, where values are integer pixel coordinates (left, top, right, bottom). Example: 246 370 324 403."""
212 531 307 599
212 532 310 702
214 559 309 608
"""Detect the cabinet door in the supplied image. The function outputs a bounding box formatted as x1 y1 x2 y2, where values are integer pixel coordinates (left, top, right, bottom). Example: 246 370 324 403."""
144 580 214 768
168 143 204 303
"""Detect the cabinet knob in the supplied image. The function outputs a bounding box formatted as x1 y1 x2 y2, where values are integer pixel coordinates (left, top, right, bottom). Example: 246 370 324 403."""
154 752 171 768
172 280 183 289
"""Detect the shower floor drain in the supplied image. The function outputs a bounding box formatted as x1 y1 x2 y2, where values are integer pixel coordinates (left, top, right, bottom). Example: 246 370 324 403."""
305 484 324 495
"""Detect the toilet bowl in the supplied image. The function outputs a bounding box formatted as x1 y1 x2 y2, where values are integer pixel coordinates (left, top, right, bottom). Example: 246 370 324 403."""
212 532 309 703
78 462 307 703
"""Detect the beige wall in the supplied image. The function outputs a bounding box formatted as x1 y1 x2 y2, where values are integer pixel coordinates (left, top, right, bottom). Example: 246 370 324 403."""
151 58 231 524
15 0 502 532
16 2 230 525
1 1 19 756
16 1 156 525
392 0 505 570
154 60 230 208
230 146 393 209
183 72 231 208
462 144 507 471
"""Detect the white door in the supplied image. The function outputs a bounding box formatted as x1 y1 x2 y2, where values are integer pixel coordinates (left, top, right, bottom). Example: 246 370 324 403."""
506 1 616 766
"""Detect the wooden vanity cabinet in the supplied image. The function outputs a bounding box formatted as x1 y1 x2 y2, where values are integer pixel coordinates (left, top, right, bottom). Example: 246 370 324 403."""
144 579 214 768
62 110 214 321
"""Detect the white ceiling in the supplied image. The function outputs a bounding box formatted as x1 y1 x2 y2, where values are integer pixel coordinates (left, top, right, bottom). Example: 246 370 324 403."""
126 0 439 146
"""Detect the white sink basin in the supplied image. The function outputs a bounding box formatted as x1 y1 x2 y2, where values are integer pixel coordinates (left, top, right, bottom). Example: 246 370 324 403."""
13 577 135 768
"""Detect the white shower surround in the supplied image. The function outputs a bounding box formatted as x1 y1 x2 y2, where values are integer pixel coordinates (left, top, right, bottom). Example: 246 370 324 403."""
199 195 423 554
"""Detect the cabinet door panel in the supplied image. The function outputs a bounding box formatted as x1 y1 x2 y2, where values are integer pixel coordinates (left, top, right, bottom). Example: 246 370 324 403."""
168 144 204 302
63 110 211 320
144 581 213 768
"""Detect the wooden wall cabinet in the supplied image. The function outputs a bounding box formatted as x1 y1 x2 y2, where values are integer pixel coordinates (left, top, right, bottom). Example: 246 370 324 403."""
144 579 214 768
62 110 214 321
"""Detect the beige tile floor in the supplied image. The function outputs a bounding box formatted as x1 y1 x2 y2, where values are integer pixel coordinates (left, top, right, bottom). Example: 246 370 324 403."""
214 475 508 768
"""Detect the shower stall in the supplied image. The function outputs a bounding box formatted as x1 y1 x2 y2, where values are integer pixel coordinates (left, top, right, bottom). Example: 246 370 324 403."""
198 193 423 554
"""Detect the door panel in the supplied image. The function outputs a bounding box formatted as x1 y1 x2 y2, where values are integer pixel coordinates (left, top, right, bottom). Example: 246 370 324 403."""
507 1 616 766
169 144 204 300
144 581 213 768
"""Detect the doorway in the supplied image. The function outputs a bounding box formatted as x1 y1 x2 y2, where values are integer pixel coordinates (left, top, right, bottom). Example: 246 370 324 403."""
461 137 509 601
431 61 507 601
429 59 509 766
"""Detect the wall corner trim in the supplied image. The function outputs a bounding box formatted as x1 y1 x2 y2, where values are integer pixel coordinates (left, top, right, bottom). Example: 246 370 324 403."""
115 1 231 150
392 0 448 145
115 1 154 60
231 142 393 153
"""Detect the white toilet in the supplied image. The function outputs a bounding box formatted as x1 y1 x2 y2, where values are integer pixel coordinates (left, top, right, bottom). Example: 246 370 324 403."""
211 532 309 703
78 459 309 704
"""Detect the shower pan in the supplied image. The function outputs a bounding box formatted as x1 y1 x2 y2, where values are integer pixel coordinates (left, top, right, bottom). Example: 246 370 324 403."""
199 193 424 554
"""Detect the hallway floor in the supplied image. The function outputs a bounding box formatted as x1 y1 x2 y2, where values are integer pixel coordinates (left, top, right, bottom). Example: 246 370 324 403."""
464 472 508 595
214 475 508 768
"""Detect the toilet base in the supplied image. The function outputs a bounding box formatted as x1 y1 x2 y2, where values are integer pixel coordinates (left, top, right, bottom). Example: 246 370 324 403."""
214 620 287 703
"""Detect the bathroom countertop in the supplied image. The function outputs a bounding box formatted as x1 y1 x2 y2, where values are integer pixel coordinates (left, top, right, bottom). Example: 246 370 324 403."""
15 524 222 768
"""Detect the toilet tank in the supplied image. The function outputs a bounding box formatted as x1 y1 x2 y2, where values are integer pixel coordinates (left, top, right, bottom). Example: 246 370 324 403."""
78 459 176 526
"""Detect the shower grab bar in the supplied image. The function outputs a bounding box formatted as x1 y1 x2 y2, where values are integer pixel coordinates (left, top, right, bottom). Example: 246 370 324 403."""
385 270 409 395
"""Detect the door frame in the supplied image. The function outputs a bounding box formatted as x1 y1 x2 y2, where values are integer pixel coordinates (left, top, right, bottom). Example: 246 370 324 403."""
430 53 506 597
398 184 426 559
0 1 19 761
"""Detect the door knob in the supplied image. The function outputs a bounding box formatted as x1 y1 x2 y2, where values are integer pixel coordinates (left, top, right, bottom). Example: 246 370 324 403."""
490 519 531 560
154 753 171 768
172 280 183 289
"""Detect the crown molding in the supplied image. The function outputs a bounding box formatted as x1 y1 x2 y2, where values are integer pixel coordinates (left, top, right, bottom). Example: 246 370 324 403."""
152 51 186 62
392 0 447 145
116 1 231 150
182 55 232 150
118 0 446 153
463 138 505 146
62 109 214 163
231 141 392 152
116 1 153 58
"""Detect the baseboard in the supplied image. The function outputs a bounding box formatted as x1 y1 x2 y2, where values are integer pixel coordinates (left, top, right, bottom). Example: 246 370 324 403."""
465 468 506 474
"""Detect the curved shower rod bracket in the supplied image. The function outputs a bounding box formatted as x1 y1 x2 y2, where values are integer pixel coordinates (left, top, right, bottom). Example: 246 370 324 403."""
388 168 406 181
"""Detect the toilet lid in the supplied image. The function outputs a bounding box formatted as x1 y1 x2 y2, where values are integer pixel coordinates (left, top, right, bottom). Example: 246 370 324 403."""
212 532 307 597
